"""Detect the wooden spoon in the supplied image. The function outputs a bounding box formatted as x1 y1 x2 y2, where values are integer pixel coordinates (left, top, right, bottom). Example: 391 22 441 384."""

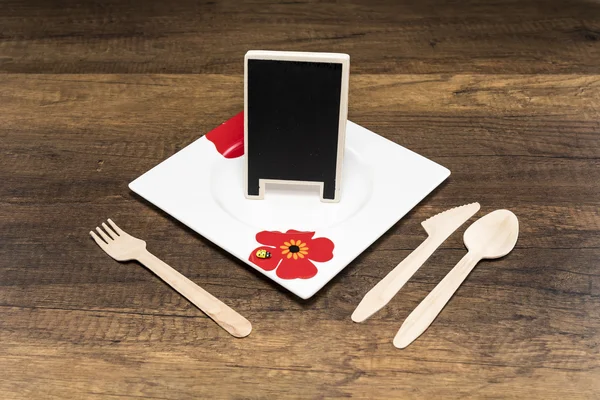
393 209 519 349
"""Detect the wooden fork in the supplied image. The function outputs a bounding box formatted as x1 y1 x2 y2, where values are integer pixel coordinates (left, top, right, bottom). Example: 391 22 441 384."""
90 219 252 338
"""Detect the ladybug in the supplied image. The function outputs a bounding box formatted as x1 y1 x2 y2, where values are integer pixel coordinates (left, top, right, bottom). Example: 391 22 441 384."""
255 249 271 259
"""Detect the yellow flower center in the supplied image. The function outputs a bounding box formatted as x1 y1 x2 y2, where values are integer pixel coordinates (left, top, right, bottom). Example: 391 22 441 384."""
280 239 309 260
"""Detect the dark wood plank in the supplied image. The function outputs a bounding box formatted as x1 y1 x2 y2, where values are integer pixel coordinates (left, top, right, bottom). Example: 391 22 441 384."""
1 0 600 74
1 0 600 395
0 72 599 398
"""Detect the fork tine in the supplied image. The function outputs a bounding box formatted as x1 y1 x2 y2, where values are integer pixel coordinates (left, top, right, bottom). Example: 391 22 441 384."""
95 226 112 243
107 218 125 235
90 231 109 250
102 222 117 239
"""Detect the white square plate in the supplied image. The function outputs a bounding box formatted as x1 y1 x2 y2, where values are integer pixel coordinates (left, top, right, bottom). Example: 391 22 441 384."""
129 113 450 299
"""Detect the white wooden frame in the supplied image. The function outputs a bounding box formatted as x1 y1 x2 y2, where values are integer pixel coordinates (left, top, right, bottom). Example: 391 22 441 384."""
244 50 350 203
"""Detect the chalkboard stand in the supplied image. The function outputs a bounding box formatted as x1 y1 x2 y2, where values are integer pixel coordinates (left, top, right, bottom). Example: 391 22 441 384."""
244 50 350 203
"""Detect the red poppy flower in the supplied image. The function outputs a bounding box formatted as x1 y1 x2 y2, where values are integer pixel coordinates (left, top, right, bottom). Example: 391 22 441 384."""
205 111 244 158
249 230 335 279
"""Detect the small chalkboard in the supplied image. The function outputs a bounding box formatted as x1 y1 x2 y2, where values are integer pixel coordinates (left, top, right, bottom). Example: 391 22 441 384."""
244 50 350 202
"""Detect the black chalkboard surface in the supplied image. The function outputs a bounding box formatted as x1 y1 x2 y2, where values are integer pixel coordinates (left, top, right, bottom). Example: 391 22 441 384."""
244 51 350 202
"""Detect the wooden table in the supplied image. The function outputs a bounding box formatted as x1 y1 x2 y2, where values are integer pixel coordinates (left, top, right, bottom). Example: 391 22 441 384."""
1 1 599 398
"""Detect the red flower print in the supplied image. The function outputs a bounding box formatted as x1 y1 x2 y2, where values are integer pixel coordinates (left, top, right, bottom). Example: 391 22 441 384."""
249 230 334 279
205 111 244 158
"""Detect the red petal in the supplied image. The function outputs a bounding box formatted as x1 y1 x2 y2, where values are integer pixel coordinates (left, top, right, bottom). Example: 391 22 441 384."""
205 112 244 159
256 230 315 246
307 237 334 262
276 257 318 279
248 246 281 271
284 230 315 241
256 230 287 246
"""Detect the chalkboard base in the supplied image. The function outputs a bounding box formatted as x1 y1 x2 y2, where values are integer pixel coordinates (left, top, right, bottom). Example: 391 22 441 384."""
245 179 340 203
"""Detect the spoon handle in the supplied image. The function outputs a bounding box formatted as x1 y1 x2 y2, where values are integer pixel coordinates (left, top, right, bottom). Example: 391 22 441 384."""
393 251 480 349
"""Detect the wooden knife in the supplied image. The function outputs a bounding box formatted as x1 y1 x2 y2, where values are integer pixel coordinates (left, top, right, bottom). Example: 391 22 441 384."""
351 203 480 323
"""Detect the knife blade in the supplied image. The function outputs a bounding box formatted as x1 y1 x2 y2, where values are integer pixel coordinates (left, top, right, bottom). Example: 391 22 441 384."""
351 203 480 323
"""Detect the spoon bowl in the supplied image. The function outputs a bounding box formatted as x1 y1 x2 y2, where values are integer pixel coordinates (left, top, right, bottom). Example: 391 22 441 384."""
464 209 519 259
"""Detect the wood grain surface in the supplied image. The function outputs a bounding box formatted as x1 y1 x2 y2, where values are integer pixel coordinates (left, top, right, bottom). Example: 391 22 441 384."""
1 0 599 399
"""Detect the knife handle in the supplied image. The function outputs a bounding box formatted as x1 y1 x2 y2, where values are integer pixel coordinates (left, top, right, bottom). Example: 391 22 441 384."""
351 235 442 323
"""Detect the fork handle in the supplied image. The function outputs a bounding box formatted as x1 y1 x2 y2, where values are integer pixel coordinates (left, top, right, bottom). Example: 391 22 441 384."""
136 250 252 338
